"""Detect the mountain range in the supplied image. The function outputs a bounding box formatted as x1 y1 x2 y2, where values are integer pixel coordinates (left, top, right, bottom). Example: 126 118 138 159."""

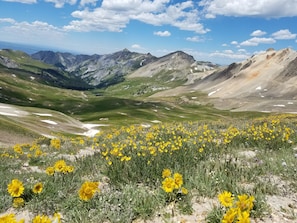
1 46 297 144
1 47 297 107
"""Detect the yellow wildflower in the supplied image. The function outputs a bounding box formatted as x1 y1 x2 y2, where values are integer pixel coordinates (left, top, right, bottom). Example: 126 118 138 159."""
32 182 43 194
237 211 250 223
53 213 61 223
181 187 188 195
221 208 237 223
45 167 55 176
162 177 175 193
50 138 61 149
162 169 171 178
65 165 74 173
7 179 24 197
236 194 254 212
54 160 67 173
78 181 100 201
13 144 23 155
173 172 183 189
13 197 25 208
0 213 24 223
218 191 234 207
32 215 51 223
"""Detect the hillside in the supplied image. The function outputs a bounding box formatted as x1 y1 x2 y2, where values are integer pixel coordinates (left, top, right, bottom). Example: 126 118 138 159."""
32 49 158 87
151 48 297 113
2 46 297 144
0 49 90 90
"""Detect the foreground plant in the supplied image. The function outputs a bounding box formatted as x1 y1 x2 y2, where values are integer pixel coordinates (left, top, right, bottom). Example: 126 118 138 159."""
161 168 188 202
7 179 24 198
46 159 74 176
78 181 100 201
0 213 24 223
32 213 61 223
218 191 255 223
7 179 43 208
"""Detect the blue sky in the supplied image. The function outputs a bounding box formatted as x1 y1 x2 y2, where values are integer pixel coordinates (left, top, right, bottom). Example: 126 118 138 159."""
0 0 297 64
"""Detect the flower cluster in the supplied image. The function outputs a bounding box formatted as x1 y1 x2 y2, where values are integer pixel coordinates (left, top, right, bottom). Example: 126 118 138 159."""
0 213 24 223
12 143 46 159
78 181 100 201
50 138 61 149
161 169 188 202
46 159 74 175
32 213 61 223
218 191 255 223
7 179 43 208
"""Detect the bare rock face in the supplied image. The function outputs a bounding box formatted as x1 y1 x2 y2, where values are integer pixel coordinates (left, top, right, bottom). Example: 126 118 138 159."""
185 48 297 112
32 49 158 86
129 51 216 79
0 55 18 68
192 48 297 99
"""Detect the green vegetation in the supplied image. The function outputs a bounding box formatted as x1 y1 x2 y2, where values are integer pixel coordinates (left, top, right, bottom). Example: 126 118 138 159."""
1 51 297 222
1 115 297 222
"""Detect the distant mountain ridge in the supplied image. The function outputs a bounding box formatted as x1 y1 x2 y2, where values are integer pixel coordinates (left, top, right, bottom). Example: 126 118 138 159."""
31 49 158 86
31 49 217 87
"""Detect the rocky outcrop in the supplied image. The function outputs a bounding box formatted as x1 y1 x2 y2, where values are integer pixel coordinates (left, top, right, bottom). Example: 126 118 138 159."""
0 55 18 68
32 49 158 86
192 48 297 99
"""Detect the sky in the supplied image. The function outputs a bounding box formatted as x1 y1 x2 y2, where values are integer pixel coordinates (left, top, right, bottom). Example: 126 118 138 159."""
0 0 297 64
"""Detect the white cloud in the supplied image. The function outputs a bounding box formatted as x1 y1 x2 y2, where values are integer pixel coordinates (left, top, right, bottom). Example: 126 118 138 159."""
231 41 238 45
251 30 266 37
271 29 296 39
131 44 142 49
64 8 129 32
65 0 209 34
224 49 233 54
210 50 249 60
186 36 203 42
0 19 66 45
80 0 97 7
154 30 171 37
2 0 36 3
222 43 228 47
45 0 77 8
0 18 16 24
240 37 276 46
238 48 247 53
199 0 297 18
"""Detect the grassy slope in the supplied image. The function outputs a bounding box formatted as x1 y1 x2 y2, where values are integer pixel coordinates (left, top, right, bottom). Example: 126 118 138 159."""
0 56 266 143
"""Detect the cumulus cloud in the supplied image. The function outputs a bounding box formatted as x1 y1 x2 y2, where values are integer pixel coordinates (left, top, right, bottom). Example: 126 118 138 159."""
0 19 65 44
131 44 143 49
0 18 16 24
251 30 266 37
65 0 209 34
154 30 171 37
238 48 247 53
80 0 97 7
223 49 233 54
231 41 238 45
186 36 204 42
271 29 296 39
199 0 297 18
210 50 249 60
45 0 76 8
240 37 276 46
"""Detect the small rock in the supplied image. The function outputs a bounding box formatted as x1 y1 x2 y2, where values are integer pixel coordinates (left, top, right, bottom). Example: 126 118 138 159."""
238 150 257 159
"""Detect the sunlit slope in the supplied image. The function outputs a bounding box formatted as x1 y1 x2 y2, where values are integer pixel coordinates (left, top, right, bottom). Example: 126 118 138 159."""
0 49 90 89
